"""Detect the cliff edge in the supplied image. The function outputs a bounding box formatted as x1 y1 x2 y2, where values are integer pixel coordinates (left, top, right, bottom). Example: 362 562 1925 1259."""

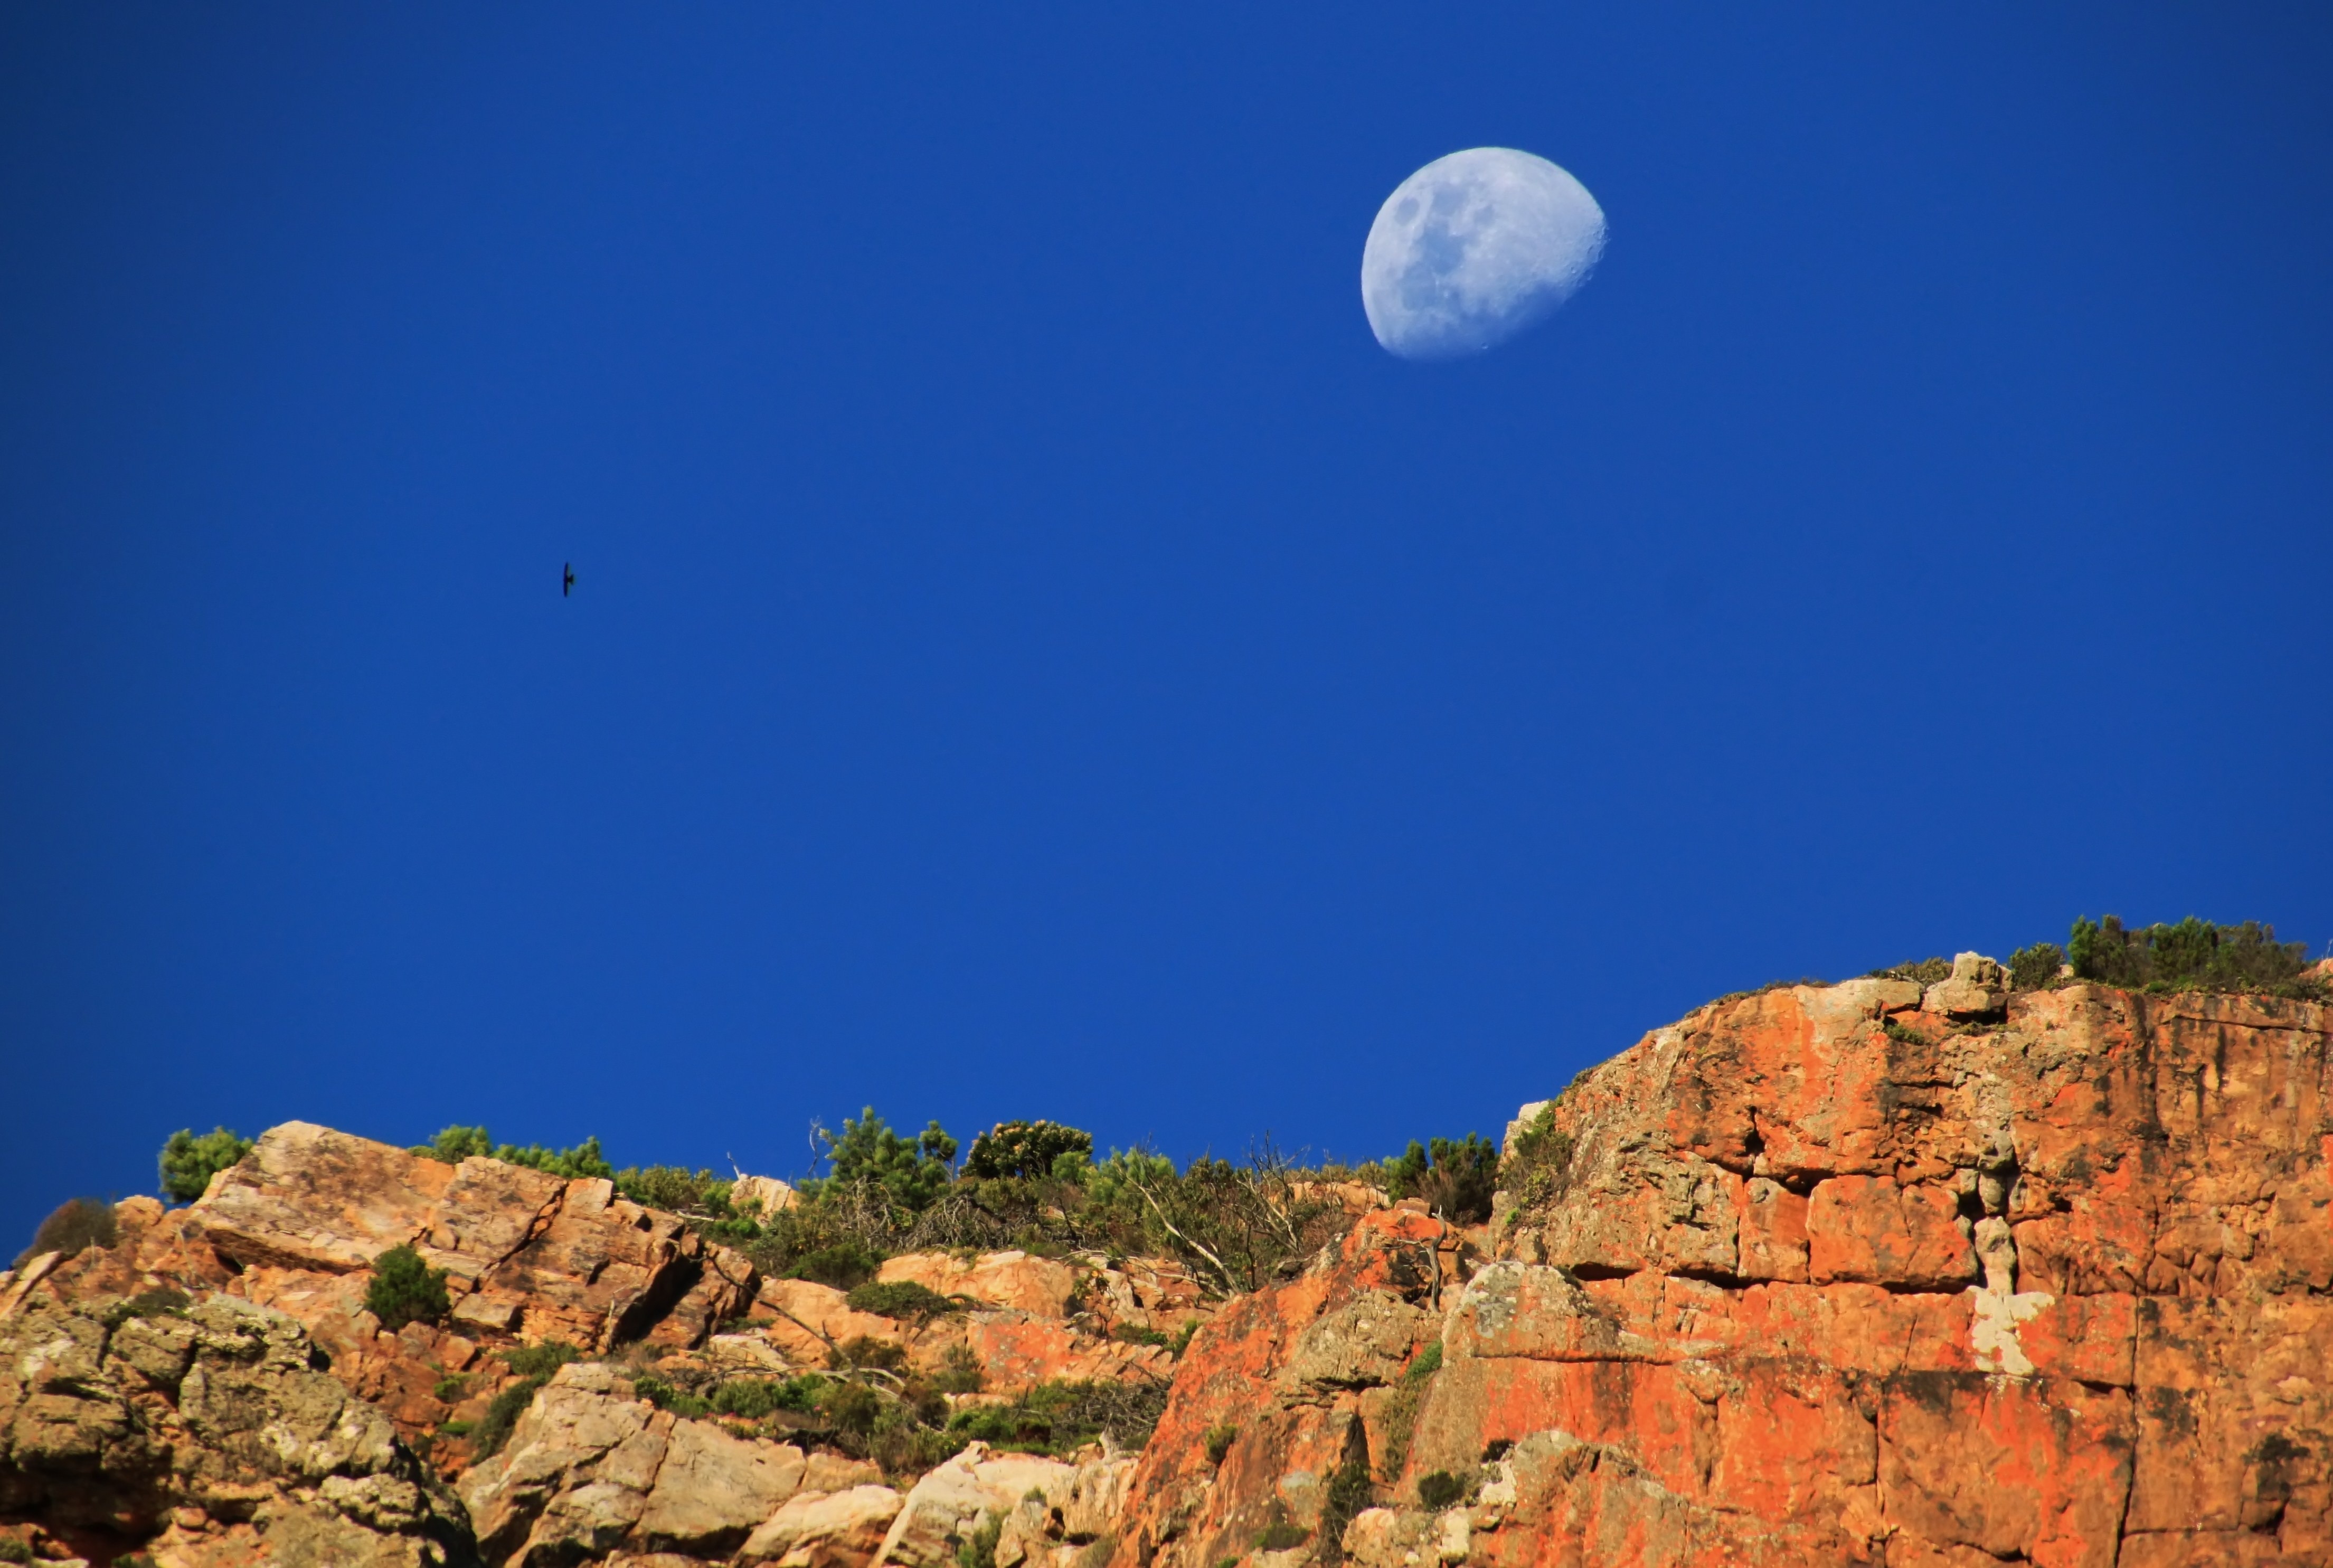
1114 965 2333 1568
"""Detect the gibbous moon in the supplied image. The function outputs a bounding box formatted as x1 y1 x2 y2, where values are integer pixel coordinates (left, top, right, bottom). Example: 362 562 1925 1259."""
1361 148 1605 361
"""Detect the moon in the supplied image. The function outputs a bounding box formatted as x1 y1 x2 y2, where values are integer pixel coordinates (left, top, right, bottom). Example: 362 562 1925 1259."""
1361 148 1606 361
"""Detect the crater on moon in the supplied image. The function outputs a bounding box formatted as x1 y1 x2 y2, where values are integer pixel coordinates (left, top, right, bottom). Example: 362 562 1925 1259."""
1361 147 1605 361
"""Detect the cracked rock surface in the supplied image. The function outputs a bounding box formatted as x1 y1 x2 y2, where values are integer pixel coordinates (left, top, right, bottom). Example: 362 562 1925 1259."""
1109 974 2333 1568
0 1292 476 1566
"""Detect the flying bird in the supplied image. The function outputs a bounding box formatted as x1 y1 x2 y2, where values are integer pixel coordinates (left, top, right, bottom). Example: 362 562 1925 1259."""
563 563 574 597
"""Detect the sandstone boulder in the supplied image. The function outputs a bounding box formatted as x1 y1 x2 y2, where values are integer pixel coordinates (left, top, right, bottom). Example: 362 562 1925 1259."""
8 1124 759 1459
872 1442 1123 1568
874 1252 1081 1318
738 1485 904 1568
0 1292 475 1566
1923 950 2008 1016
732 1176 802 1217
459 1361 815 1565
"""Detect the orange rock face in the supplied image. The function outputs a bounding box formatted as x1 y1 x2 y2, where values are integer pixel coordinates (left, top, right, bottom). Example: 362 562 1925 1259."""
1114 978 2333 1568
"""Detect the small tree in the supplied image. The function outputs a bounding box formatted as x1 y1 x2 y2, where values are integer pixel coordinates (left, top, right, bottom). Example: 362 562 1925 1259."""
365 1243 450 1331
2008 943 2065 992
1386 1135 1500 1224
964 1120 1094 1180
818 1108 958 1213
2070 915 2312 993
158 1127 254 1204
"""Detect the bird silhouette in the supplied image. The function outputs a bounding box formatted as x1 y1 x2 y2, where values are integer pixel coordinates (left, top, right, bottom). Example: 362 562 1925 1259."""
563 563 574 597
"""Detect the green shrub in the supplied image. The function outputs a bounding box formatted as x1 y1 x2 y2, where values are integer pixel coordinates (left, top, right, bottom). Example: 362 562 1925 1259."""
931 1343 986 1394
0 1542 30 1564
711 1376 826 1419
815 1108 959 1214
785 1242 888 1290
2070 916 2316 995
501 1342 580 1380
829 1335 909 1374
1504 1107 1576 1214
822 1379 884 1435
845 1280 960 1323
410 1126 616 1180
616 1165 736 1218
1203 1423 1238 1465
1169 1319 1200 1358
1406 1341 1443 1382
2009 942 2066 992
965 1120 1094 1181
632 1373 713 1417
1416 1470 1466 1509
1385 1135 1500 1224
1253 1523 1309 1552
15 1197 118 1269
412 1125 495 1163
364 1244 450 1331
433 1375 468 1403
1111 1323 1169 1347
470 1375 550 1459
946 1378 1169 1456
157 1127 253 1204
958 1509 1004 1568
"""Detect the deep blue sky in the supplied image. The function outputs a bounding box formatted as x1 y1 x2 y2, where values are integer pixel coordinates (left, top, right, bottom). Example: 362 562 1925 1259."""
5 5 2330 1246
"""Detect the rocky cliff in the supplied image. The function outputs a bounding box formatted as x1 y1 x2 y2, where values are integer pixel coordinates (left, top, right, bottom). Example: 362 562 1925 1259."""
5 958 2331 1566
1113 962 2333 1568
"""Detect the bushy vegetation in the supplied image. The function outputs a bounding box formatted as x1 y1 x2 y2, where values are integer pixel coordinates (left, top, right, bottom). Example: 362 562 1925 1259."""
959 1509 1004 1568
811 1108 961 1213
1502 1105 1575 1214
2008 942 2065 992
1864 919 2322 1000
380 1102 1524 1324
411 1125 616 1180
964 1120 1094 1180
845 1280 961 1323
364 1244 450 1331
462 1342 581 1458
14 1197 118 1269
721 1126 1354 1301
945 1378 1169 1456
157 1127 253 1204
1384 1135 1500 1224
2068 915 2318 996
